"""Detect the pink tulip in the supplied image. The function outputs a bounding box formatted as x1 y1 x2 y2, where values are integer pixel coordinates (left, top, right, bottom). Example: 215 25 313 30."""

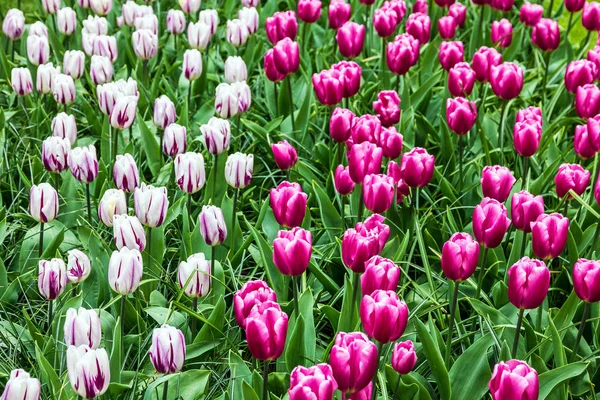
373 6 398 38
264 49 286 83
531 213 569 259
378 127 403 159
573 259 600 302
363 174 395 213
596 176 600 206
507 257 550 309
2 9 25 40
288 364 338 400
271 140 298 171
386 0 407 21
266 11 298 44
587 47 600 80
273 227 312 276
391 340 417 374
335 165 356 195
472 46 502 82
574 124 598 159
438 15 457 39
336 22 365 58
516 106 542 124
490 0 513 11
330 108 356 142
372 91 401 127
330 332 378 393
514 120 542 157
555 163 591 199
481 165 516 202
565 60 597 94
387 33 420 75
312 69 344 105
342 228 380 273
413 0 428 13
583 2 600 31
246 301 289 360
491 19 513 48
401 147 434 187
520 2 543 26
234 280 277 329
273 38 300 76
511 191 544 233
448 62 476 97
473 198 511 248
490 62 524 100
406 12 430 45
360 290 408 343
565 0 585 12
586 115 600 151
350 114 380 145
575 84 600 118
446 97 477 134
388 161 411 203
356 214 390 253
298 0 322 23
331 61 362 98
361 256 400 296
449 3 466 26
532 18 560 51
328 0 352 29
270 181 308 228
441 232 480 282
347 142 383 183
489 360 539 400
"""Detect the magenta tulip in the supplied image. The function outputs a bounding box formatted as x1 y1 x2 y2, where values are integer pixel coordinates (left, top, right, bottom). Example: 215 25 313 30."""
489 360 539 400
448 62 476 97
328 0 352 29
531 18 560 51
565 60 597 94
288 364 337 400
298 0 322 23
472 46 502 82
271 140 298 171
233 280 277 329
439 41 464 71
336 22 365 58
555 163 591 199
573 259 600 302
446 97 477 134
531 213 569 259
441 232 480 282
575 84 600 118
335 165 356 195
273 228 312 276
583 2 600 31
507 257 550 309
330 332 378 393
363 174 395 213
401 147 435 187
266 11 298 44
481 165 516 202
511 191 544 233
406 12 430 45
361 256 400 296
360 290 408 343
373 90 401 127
330 108 355 142
270 181 308 228
391 340 417 374
491 19 513 48
341 228 380 273
438 15 457 40
520 2 543 26
473 198 511 248
246 301 289 360
378 127 403 159
347 142 383 183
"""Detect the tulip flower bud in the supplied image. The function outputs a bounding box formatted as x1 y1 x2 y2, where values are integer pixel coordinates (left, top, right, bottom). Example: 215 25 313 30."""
336 22 365 58
513 120 542 157
66 346 110 398
64 308 101 349
113 215 146 251
68 145 99 183
226 19 250 47
406 12 430 45
167 10 186 34
516 106 542 124
288 364 337 400
27 35 50 66
361 256 399 296
531 213 569 259
53 74 77 105
378 127 403 159
373 90 401 127
331 61 362 98
113 154 140 192
246 301 289 360
566 0 585 12
472 46 502 82
67 249 91 284
225 152 254 189
361 290 408 344
555 163 591 199
329 0 352 29
42 0 60 14
193 10 216 37
573 259 600 302
30 21 49 38
438 15 457 39
42 136 71 174
448 62 475 97
489 360 538 400
273 227 312 276
447 2 465 25
330 332 378 393
330 108 355 142
387 160 410 203
401 147 435 187
507 257 550 309
242 0 259 6
298 0 322 23
110 94 137 130
2 9 25 40
266 11 298 44
532 18 560 51
491 19 512 48
179 0 201 13
350 114 380 145
200 117 230 155
89 0 112 15
239 7 259 34
334 165 355 195
473 198 511 248
30 183 59 223
575 124 598 159
480 165 516 202
490 62 523 100
187 21 212 50
271 140 298 170
0 369 41 400
373 6 398 38
441 232 480 282
90 55 113 85
153 95 176 130
178 253 211 298
214 82 240 118
358 214 390 251
38 258 67 300
438 40 464 71
36 62 60 95
575 84 600 118
174 152 205 194
583 2 600 31
386 0 408 21
391 340 417 375
225 56 248 83
90 34 118 62
132 29 157 60
363 174 395 214
341 228 380 273
511 190 544 233
98 189 127 227
519 2 543 27
564 60 596 94
234 280 277 328
264 49 286 82
446 97 477 134
199 205 227 246
134 14 158 35
312 69 344 105
149 325 186 374
134 183 169 228
108 247 143 294
269 182 308 228
587 47 600 76
183 49 203 81
347 142 384 183
163 123 187 157
273 38 300 76
57 7 77 36
11 67 33 96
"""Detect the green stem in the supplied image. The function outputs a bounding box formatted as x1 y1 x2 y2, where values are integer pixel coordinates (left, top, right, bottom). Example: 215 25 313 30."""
231 189 239 255
519 232 528 259
191 297 198 334
498 101 508 165
120 295 126 344
39 222 44 258
162 379 169 400
478 5 485 45
444 281 460 368
393 377 401 400
286 76 295 133
292 275 299 317
546 0 555 17
511 308 525 358
187 194 192 245
570 301 591 363
458 135 463 193
565 12 574 41
341 195 346 229
536 302 543 331
47 300 53 331
212 154 218 205
112 125 118 167
86 183 92 225
474 247 489 300
273 81 279 116
211 246 216 283
542 51 550 104
54 173 60 192
262 360 269 400
522 157 529 190
357 184 364 223
350 271 360 323
372 341 384 400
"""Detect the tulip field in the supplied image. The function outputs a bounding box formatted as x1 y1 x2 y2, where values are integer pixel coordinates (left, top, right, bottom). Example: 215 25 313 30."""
4 0 600 398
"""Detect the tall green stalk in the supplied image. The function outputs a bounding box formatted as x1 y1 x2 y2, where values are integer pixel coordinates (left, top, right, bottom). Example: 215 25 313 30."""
511 308 525 358
444 281 460 368
570 301 591 362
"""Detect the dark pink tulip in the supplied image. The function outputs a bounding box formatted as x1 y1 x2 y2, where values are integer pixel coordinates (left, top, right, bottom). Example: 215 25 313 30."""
266 11 298 45
335 165 356 195
331 61 362 98
489 360 539 400
514 120 542 157
507 257 550 309
329 0 352 29
271 140 298 170
378 127 403 159
583 2 600 31
388 161 411 203
360 290 408 343
233 280 277 329
441 232 480 282
446 97 477 134
347 142 383 183
386 0 407 21
531 18 560 51
574 124 598 159
520 2 543 26
336 22 365 58
586 115 600 150
401 147 435 187
270 181 308 228
356 214 390 253
575 84 600 118
491 19 513 48
565 0 585 11
573 259 600 302
387 33 420 75
342 228 380 273
565 60 597 94
264 49 286 82
438 15 457 40
330 332 378 394
511 191 544 233
289 364 338 400
472 0 491 6
490 62 524 100
330 107 356 142
555 163 591 198
361 256 400 296
472 46 502 82
587 46 600 79
481 165 516 202
406 12 431 45
312 69 344 105
350 114 380 145
298 0 322 23
373 6 398 38
392 341 417 374
516 106 542 124
439 41 464 71
363 174 395 213
435 0 455 7
449 3 466 26
373 90 401 127
246 301 288 360
343 383 372 400
473 197 511 248
413 0 428 13
448 62 476 97
272 38 300 76
531 213 569 259
273 227 312 276
490 0 513 11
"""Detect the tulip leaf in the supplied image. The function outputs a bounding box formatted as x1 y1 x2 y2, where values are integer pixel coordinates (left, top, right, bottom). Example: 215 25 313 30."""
311 180 342 243
110 312 122 384
285 314 306 371
414 318 452 400
35 343 69 400
538 362 588 400
137 115 161 177
142 369 210 400
194 296 226 344
449 334 494 400
540 291 579 362
229 350 253 400
385 366 433 400
338 273 359 333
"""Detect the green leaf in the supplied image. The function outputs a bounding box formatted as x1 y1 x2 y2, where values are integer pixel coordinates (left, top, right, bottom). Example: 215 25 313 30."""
137 115 161 176
110 311 122 384
311 181 342 243
414 318 452 400
538 363 588 400
285 314 306 371
35 344 68 400
449 334 494 400
229 350 253 400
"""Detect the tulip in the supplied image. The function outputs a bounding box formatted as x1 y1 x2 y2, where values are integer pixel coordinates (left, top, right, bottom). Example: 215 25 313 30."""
239 7 259 34
438 15 457 40
226 19 250 47
113 154 139 192
378 127 403 159
441 232 480 281
27 35 50 66
134 14 158 34
532 18 560 51
480 165 516 202
518 3 542 28
2 9 25 40
312 69 344 105
372 91 401 127
66 346 110 398
334 165 355 195
357 214 390 252
64 308 101 349
108 247 143 294
57 7 77 35
490 62 524 100
174 151 206 195
234 80 252 114
273 227 312 277
331 61 362 98
288 364 337 400
401 147 435 187
242 0 259 6
341 228 380 273
225 152 254 189
270 182 308 228
113 214 146 251
473 198 511 248
531 213 569 259
62 51 84 81
583 2 600 31
199 205 227 246
516 106 542 124
187 21 212 50
555 163 591 199
385 0 407 21
11 68 33 97
329 0 352 29
42 0 60 14
41 136 71 174
271 140 298 170
266 11 298 44
575 84 600 118
392 340 417 374
225 56 248 83
178 253 211 298
110 95 137 130
565 60 597 94
574 124 598 159
330 332 378 393
163 123 187 157
153 95 176 130
507 257 550 309
36 63 60 95
68 145 99 183
446 97 477 134
264 49 286 82
387 161 411 203
448 62 475 97
132 29 157 60
245 301 288 361
53 74 77 105
98 189 127 227
361 256 399 296
0 369 41 400
298 0 322 23
406 12 430 45
347 142 384 183
272 38 300 77
149 325 186 374
90 55 113 85
234 280 277 329
67 249 91 284
373 6 398 38
89 0 112 15
363 174 395 213
350 114 380 145
449 3 466 26
330 108 355 142
214 82 240 118
360 290 408 343
38 258 67 300
511 191 544 233
30 21 49 37
472 46 502 82
439 41 464 71
179 0 201 13
134 183 169 228
199 118 230 156
513 120 542 158
414 0 428 12
595 174 600 206
29 183 59 223
336 22 365 58
566 0 585 12
167 10 186 34
491 19 512 48
489 360 539 400
182 49 203 81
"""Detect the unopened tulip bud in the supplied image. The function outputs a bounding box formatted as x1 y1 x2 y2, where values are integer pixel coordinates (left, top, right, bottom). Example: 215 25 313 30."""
573 259 600 302
519 2 543 26
246 301 289 360
406 12 430 45
110 95 137 130
329 0 352 29
2 9 25 40
531 213 569 259
27 35 50 66
0 369 40 400
489 360 538 400
273 38 300 76
167 10 186 34
98 189 127 227
187 21 212 50
42 0 60 14
163 123 187 157
183 49 203 81
68 145 99 183
330 108 355 142
113 154 139 192
514 120 542 157
401 147 435 187
38 258 67 300
575 84 600 118
373 6 398 38
91 34 118 62
565 60 597 94
226 19 250 47
178 253 211 297
64 308 101 348
199 9 219 35
331 60 362 98
273 228 312 276
90 55 113 85
566 0 585 12
392 341 417 374
378 126 403 159
108 247 143 294
341 228 380 273
134 14 158 35
298 0 322 23
266 11 298 44
174 152 205 194
11 67 33 96
491 19 513 48
330 332 378 393
132 29 157 60
438 15 457 39
532 18 560 51
264 49 286 82
199 206 227 246
441 232 480 282
179 0 201 13
30 183 59 223
239 7 259 34
361 290 408 343
511 191 544 233
66 346 110 399
473 198 511 248
490 62 524 100
214 83 239 118
555 163 591 199
439 40 464 71
270 181 308 228
334 165 355 195
336 21 365 58
134 183 169 228
149 325 186 374
153 95 176 129
449 3 466 25
347 142 383 183
67 249 91 284
312 69 344 105
373 90 401 127
574 124 598 159
234 280 277 328
57 7 77 35
583 2 600 31
508 257 550 309
200 117 230 155
225 56 248 83
361 256 399 296
42 136 71 174
225 152 254 189
53 74 76 105
481 165 515 202
448 62 475 97
363 174 395 213
113 215 146 251
472 46 502 82
89 0 112 15
271 140 298 170
36 62 60 94
446 97 477 134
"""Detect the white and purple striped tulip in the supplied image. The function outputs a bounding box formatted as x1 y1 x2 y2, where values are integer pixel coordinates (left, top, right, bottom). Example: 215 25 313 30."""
11 68 33 96
108 247 143 294
149 325 186 374
29 183 59 223
113 154 140 192
52 113 77 144
199 205 227 246
52 74 76 105
153 95 177 130
200 117 231 155
225 152 254 189
67 249 91 283
113 215 146 251
174 152 205 194
134 183 169 228
64 307 101 348
0 369 41 400
178 253 211 298
38 258 67 300
42 136 71 173
98 189 127 227
66 345 110 398
68 145 99 183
